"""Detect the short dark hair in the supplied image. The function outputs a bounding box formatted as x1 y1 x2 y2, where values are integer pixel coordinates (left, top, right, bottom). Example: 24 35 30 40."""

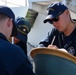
0 13 9 20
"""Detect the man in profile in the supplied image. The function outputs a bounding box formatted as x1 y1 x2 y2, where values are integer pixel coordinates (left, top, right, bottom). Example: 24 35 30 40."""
0 6 36 75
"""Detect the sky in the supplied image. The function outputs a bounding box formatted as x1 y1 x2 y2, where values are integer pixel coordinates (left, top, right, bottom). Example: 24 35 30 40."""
0 0 28 7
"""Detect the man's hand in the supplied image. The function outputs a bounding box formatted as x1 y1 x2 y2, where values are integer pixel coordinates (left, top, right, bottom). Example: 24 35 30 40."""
47 45 59 49
47 45 68 53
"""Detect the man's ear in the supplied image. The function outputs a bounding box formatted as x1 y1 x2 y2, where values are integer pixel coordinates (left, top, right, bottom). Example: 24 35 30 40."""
65 10 70 15
7 19 12 27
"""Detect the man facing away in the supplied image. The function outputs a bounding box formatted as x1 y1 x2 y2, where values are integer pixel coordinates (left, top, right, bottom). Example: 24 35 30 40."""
0 6 36 75
9 17 31 56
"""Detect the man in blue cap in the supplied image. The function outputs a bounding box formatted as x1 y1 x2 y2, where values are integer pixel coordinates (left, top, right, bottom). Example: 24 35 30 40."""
0 6 36 75
14 17 31 56
38 2 76 56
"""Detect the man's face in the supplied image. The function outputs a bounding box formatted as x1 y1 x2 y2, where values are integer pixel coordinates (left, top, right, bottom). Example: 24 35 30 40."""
6 18 13 38
49 10 70 33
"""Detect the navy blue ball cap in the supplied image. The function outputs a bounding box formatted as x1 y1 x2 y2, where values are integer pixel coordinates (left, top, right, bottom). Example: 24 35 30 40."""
0 6 18 36
43 2 68 23
15 17 31 42
16 31 27 43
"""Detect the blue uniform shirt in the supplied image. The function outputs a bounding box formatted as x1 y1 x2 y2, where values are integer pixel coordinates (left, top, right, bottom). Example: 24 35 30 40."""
38 28 76 56
0 33 36 75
